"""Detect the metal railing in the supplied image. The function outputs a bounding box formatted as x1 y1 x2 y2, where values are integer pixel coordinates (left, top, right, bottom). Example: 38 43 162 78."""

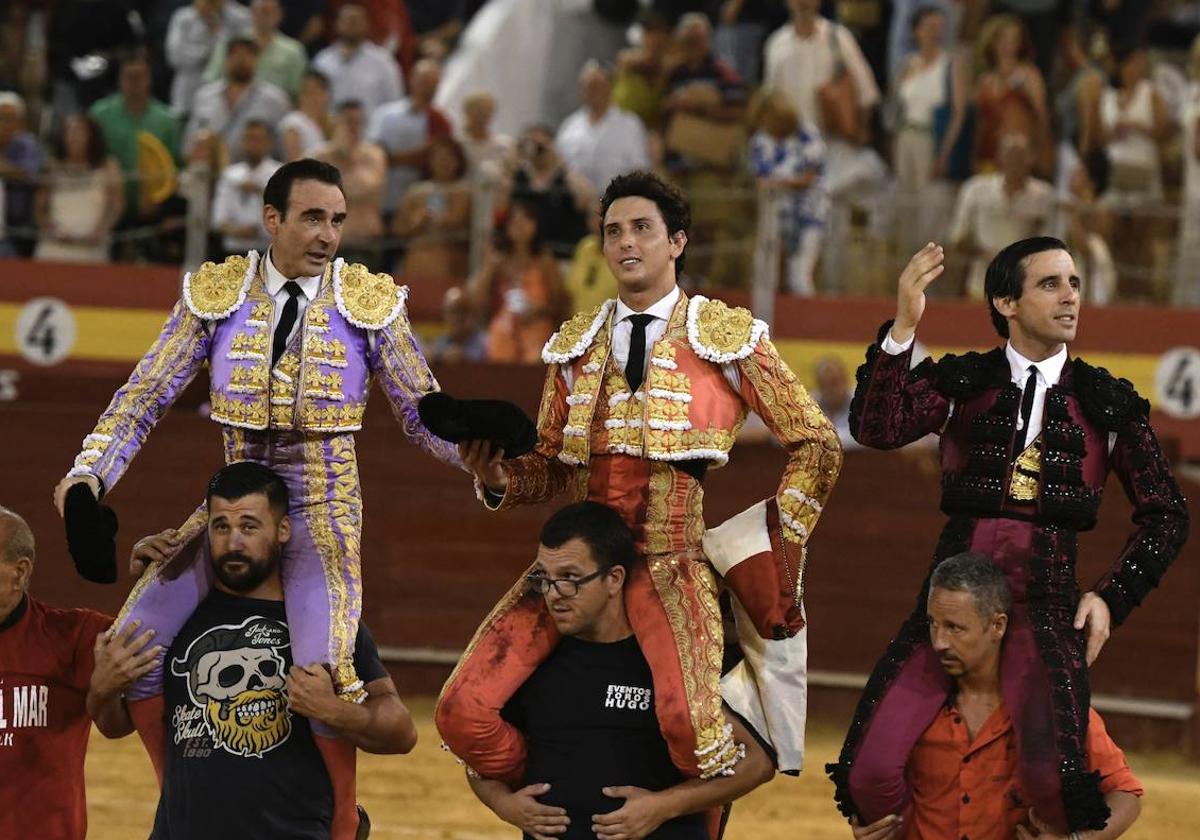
9 164 1199 314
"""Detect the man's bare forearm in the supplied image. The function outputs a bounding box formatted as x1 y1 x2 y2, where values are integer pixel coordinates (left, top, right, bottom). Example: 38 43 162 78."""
321 678 417 754
86 688 135 739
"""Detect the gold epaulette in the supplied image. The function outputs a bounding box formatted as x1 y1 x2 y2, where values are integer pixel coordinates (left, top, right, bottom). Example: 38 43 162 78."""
183 251 258 320
686 295 768 363
542 299 615 364
334 259 408 330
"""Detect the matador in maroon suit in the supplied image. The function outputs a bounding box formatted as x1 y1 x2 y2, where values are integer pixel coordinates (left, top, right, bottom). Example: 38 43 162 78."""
827 239 1189 834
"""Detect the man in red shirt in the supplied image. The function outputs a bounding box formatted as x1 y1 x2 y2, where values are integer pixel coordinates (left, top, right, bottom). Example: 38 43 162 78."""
848 552 1143 840
0 506 122 838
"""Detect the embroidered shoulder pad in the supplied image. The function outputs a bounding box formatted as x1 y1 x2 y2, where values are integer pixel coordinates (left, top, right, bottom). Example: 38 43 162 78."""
543 300 614 364
687 295 768 363
183 251 258 320
333 259 408 330
1073 359 1149 431
932 348 1008 400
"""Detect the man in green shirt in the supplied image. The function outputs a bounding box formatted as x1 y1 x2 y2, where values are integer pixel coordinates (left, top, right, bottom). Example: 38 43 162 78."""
203 0 307 98
89 52 182 222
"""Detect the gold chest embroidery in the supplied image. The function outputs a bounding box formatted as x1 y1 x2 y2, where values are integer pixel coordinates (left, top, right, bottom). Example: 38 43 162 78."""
1009 437 1042 503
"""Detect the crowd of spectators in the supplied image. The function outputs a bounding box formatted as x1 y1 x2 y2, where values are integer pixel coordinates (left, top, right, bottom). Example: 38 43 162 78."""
2 0 1200 361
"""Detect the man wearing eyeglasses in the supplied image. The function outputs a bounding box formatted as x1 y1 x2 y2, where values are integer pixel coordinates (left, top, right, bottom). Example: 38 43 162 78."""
461 501 774 840
443 169 842 796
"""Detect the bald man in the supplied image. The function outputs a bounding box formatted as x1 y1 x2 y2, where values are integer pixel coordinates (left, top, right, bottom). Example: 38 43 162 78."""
0 506 147 839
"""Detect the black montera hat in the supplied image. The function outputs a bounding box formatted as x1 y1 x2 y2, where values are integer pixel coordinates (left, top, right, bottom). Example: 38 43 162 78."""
64 483 118 584
417 393 538 459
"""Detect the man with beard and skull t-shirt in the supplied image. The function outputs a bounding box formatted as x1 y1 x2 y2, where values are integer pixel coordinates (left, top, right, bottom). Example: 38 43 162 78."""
459 502 775 840
88 462 417 840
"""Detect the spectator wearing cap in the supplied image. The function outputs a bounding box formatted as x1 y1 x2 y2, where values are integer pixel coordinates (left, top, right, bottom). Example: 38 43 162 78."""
555 61 650 198
165 0 253 117
184 35 291 163
0 92 42 258
312 3 404 116
210 119 281 254
203 0 307 99
367 57 451 218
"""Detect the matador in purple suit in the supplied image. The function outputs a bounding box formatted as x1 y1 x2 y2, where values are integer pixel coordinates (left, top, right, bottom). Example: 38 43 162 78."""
54 160 462 736
827 238 1188 834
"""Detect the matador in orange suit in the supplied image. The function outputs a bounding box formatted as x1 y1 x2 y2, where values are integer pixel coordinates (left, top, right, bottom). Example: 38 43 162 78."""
437 172 843 802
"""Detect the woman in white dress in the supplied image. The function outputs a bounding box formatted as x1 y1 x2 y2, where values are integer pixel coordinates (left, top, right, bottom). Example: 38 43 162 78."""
1100 45 1170 299
893 6 964 253
279 69 332 161
34 114 123 264
1177 36 1200 305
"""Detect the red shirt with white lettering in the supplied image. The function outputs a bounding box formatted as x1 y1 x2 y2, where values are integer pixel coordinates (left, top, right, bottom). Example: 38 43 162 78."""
0 595 112 839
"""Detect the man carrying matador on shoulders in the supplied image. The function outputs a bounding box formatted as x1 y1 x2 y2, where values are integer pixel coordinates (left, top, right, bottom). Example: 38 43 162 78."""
53 159 463 758
436 170 844 805
827 238 1189 837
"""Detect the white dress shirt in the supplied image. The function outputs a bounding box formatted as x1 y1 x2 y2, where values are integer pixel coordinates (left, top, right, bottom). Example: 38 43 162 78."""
210 158 282 253
311 42 404 116
763 18 881 132
263 249 323 346
607 286 741 393
882 331 1116 451
555 105 650 195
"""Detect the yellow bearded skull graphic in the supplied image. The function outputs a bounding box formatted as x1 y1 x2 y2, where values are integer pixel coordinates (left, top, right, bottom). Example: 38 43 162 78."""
173 618 294 757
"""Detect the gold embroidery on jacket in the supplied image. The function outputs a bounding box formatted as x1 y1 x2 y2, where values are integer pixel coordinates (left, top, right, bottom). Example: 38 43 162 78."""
1009 437 1042 502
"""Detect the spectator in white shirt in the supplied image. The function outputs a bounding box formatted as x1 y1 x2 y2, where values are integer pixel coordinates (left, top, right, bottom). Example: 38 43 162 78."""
555 61 650 197
165 0 252 118
949 132 1055 299
457 92 514 183
210 119 282 254
312 3 404 116
764 0 880 142
184 35 291 163
764 0 887 295
368 58 453 216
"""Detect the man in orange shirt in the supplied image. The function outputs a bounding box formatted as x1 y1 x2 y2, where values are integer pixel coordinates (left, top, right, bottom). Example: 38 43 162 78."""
849 552 1142 840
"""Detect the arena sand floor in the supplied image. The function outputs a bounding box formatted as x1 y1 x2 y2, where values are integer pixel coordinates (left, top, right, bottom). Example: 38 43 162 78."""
85 699 1200 838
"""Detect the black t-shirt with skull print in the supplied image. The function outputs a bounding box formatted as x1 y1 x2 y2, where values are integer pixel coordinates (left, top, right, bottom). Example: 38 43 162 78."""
151 590 387 840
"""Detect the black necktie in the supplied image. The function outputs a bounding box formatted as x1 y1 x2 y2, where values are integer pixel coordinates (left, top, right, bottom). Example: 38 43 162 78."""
272 281 303 366
624 314 655 394
1014 366 1038 453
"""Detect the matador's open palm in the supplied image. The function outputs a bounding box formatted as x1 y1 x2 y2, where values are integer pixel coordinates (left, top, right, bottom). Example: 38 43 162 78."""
892 243 946 345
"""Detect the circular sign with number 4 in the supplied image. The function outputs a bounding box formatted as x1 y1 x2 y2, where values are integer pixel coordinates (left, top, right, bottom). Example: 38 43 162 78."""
1155 347 1200 420
14 297 77 366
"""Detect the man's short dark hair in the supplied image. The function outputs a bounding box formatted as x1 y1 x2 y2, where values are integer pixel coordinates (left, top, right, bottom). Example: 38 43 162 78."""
227 35 260 55
242 118 273 138
335 98 365 114
302 68 330 90
984 236 1068 338
910 4 944 32
206 462 289 519
599 170 691 272
539 502 636 573
262 158 343 219
929 552 1012 619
